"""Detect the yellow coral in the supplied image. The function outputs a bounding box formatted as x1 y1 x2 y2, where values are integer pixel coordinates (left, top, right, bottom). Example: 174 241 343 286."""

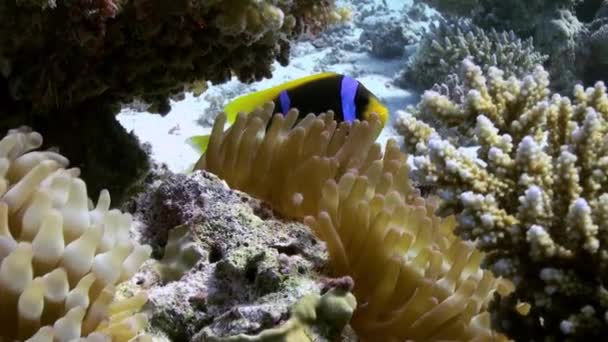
195 103 514 341
0 127 151 341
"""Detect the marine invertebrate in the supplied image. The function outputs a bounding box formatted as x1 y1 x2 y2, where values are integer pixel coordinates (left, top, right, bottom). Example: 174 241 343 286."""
398 59 608 339
577 15 608 87
202 277 356 342
420 0 581 35
399 18 547 91
155 224 203 283
1 0 340 116
418 0 595 92
397 57 551 149
0 127 151 341
0 0 340 204
195 103 514 340
194 102 388 220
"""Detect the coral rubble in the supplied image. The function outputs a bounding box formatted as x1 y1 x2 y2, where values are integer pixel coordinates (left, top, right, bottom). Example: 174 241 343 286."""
0 127 151 341
397 59 608 340
194 103 514 340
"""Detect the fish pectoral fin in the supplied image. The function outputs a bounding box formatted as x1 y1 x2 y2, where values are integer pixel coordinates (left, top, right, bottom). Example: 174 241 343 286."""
186 134 211 154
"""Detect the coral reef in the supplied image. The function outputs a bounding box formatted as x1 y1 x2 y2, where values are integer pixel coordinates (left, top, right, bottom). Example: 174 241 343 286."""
125 169 332 341
1 0 339 116
356 1 437 59
359 18 412 59
533 8 586 92
199 277 357 342
0 127 151 340
194 103 514 340
418 0 607 91
0 0 339 206
576 7 608 86
419 0 580 35
399 17 547 91
397 59 608 340
397 56 551 148
155 224 203 283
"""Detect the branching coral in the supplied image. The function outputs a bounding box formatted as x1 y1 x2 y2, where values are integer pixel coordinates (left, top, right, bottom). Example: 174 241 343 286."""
400 17 547 91
0 127 151 341
397 59 608 339
194 103 514 340
397 58 551 148
418 0 598 92
577 13 608 87
420 0 582 36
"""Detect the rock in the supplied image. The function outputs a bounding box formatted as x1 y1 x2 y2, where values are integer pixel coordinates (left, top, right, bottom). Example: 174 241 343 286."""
125 169 329 341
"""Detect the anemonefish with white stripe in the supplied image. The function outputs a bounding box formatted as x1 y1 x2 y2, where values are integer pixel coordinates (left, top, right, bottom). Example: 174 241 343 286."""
187 72 389 153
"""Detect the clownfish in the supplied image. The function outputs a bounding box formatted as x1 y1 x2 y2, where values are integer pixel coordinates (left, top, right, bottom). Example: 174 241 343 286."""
188 72 389 153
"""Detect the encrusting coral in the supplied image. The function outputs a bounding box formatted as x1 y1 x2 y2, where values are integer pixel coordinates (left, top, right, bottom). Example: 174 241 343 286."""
194 103 514 341
397 58 608 340
400 17 547 91
0 127 151 341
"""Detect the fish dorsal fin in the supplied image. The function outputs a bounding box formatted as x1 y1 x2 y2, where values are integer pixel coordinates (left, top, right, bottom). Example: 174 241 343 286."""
223 72 340 123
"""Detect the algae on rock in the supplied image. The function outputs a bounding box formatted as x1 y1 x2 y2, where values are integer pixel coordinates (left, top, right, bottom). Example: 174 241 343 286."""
125 169 334 341
199 278 357 342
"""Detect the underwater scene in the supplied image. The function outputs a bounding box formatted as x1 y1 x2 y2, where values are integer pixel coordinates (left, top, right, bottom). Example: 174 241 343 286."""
0 0 607 341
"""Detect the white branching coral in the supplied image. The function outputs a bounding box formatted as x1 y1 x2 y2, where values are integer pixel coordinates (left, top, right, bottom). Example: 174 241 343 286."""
195 103 514 341
0 127 151 341
398 58 551 151
397 59 608 339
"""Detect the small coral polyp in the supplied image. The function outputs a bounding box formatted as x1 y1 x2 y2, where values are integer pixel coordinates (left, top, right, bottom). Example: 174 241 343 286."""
0 127 151 341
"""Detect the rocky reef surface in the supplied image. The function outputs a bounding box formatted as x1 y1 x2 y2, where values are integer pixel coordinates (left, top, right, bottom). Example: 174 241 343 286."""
121 165 353 341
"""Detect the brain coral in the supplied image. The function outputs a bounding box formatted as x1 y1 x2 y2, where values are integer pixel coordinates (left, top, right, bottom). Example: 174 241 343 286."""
195 103 514 341
0 127 151 341
397 59 608 340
